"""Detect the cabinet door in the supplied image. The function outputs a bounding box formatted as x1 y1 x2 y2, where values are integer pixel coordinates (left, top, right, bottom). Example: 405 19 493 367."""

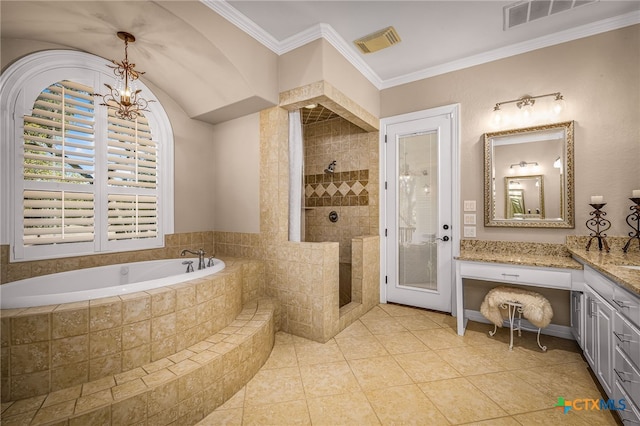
571 291 583 348
584 289 597 368
595 295 615 397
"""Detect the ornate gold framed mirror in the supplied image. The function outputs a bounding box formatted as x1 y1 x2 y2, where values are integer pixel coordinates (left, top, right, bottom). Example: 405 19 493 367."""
484 121 574 228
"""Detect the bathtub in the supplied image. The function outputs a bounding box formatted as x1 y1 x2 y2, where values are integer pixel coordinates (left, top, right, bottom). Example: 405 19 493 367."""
0 257 225 309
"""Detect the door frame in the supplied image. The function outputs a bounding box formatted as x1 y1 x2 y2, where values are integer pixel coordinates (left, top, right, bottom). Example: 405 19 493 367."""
379 104 461 314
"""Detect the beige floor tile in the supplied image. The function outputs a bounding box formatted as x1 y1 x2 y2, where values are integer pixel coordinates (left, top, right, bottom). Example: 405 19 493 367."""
473 344 546 370
412 327 469 350
348 355 412 391
467 371 552 415
199 407 243 425
360 306 392 320
245 366 305 407
366 384 449 425
513 407 618 425
360 316 408 335
217 386 245 410
275 331 295 345
262 343 297 370
295 339 345 366
335 334 389 360
418 377 508 424
374 331 429 355
394 314 443 331
299 361 361 397
435 346 506 376
335 320 373 338
461 322 510 346
393 351 461 383
512 364 604 400
307 391 380 426
378 303 425 317
459 417 520 425
243 399 311 425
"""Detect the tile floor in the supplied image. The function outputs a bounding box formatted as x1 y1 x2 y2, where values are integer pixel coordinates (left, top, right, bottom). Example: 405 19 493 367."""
198 303 618 425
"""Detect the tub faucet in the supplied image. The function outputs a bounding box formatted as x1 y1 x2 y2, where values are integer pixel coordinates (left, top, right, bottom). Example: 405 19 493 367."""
180 248 206 270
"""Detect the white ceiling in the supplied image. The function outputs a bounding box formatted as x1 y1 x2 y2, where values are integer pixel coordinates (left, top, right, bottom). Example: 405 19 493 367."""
213 0 640 88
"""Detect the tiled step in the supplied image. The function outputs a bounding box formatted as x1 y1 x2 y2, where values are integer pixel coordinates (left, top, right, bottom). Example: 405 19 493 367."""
0 297 279 426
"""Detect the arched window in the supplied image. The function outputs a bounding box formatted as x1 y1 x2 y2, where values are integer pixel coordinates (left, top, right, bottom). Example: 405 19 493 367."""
1 51 174 261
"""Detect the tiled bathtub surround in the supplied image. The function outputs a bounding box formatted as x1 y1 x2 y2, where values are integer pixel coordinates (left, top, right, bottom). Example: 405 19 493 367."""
0 297 279 425
0 258 264 402
0 232 215 284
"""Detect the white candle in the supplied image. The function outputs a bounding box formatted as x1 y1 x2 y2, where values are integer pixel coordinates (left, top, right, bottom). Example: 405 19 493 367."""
591 195 604 204
633 189 640 198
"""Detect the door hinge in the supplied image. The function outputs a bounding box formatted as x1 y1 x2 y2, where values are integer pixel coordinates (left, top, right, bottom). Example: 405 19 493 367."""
385 228 388 237
384 181 387 190
384 134 387 143
385 276 388 284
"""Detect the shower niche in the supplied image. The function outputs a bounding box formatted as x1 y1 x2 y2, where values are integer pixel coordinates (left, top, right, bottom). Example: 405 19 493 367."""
300 106 377 307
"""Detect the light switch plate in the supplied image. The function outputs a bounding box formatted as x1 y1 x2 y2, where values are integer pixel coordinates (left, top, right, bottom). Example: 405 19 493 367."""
463 200 476 212
463 226 476 238
464 214 476 225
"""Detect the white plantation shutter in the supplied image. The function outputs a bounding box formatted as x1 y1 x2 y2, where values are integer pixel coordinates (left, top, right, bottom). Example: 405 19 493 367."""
23 190 94 245
108 194 158 240
23 81 95 184
106 110 159 242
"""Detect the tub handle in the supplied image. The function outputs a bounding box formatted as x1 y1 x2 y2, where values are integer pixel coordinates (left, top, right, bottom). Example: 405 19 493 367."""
207 256 215 267
182 260 194 273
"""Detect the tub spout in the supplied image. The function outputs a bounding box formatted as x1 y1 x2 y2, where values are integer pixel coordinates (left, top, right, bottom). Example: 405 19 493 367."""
180 248 206 270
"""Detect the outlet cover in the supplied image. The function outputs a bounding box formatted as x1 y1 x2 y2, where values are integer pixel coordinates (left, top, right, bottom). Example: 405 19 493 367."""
463 226 476 238
463 200 476 212
464 214 477 225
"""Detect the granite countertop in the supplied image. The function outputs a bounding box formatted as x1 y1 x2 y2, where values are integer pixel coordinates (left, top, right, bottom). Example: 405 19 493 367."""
457 238 640 296
566 236 640 296
457 240 583 270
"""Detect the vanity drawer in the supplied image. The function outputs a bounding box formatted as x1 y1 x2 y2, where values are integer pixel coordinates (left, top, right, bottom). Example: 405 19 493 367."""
614 379 640 425
614 346 640 408
613 286 640 329
614 312 640 369
459 262 571 289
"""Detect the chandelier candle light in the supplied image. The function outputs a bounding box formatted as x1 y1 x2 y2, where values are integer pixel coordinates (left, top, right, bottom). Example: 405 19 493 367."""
97 31 153 120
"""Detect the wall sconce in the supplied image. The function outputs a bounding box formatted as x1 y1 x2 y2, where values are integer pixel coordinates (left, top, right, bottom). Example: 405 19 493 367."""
96 32 153 120
492 92 565 127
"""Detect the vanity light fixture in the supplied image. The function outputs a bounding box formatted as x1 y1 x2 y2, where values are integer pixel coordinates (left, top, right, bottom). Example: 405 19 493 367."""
492 92 565 127
304 103 318 109
510 161 539 169
553 157 562 169
97 31 153 120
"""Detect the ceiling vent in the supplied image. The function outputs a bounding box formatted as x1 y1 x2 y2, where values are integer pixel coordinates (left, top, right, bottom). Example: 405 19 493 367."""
354 26 401 54
504 0 599 30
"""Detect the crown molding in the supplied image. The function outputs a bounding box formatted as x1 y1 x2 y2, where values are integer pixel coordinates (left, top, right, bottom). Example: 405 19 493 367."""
202 1 639 90
381 10 640 89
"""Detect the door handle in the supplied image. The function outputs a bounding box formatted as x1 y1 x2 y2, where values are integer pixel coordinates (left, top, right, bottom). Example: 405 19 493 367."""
437 236 450 242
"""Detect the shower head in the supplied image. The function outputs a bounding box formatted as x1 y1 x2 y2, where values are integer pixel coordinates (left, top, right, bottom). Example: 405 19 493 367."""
325 160 336 174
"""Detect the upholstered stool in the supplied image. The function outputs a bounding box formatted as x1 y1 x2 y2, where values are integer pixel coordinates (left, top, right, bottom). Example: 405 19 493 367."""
480 286 553 351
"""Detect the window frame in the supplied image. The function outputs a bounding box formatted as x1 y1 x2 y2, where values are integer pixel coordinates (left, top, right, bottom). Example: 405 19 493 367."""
1 50 174 262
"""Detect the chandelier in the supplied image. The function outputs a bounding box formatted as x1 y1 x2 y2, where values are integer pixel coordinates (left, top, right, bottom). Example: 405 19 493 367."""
97 32 152 120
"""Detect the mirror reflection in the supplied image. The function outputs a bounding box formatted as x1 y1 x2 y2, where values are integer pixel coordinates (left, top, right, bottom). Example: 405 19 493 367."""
484 121 574 228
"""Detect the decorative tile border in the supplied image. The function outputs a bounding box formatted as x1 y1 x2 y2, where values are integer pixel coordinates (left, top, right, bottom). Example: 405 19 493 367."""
304 169 369 207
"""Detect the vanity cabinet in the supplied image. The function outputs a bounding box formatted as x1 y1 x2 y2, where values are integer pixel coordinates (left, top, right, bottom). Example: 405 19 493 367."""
581 266 640 424
583 283 614 396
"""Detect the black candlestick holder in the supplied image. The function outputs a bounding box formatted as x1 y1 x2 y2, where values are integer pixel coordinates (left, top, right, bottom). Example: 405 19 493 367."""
586 203 610 252
622 197 640 253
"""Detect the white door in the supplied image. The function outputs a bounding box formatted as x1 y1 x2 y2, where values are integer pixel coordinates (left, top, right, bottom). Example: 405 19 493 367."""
381 106 459 312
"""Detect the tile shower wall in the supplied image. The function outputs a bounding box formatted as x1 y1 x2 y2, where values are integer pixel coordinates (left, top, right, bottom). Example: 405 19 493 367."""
303 117 379 263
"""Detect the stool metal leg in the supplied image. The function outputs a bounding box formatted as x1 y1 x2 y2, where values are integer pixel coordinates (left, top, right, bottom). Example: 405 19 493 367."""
536 328 547 352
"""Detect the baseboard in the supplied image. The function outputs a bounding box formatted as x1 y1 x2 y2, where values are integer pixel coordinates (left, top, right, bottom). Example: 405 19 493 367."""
465 309 575 341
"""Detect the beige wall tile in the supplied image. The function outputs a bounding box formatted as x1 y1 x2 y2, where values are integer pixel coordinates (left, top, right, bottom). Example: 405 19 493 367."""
52 307 88 339
51 335 88 367
10 371 49 400
89 328 122 358
10 342 49 374
50 362 89 392
69 405 111 426
89 353 121 381
148 381 178 417
11 314 50 345
151 313 176 342
89 298 122 332
149 288 177 317
122 320 151 350
121 294 151 325
122 345 151 372
111 393 147 425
